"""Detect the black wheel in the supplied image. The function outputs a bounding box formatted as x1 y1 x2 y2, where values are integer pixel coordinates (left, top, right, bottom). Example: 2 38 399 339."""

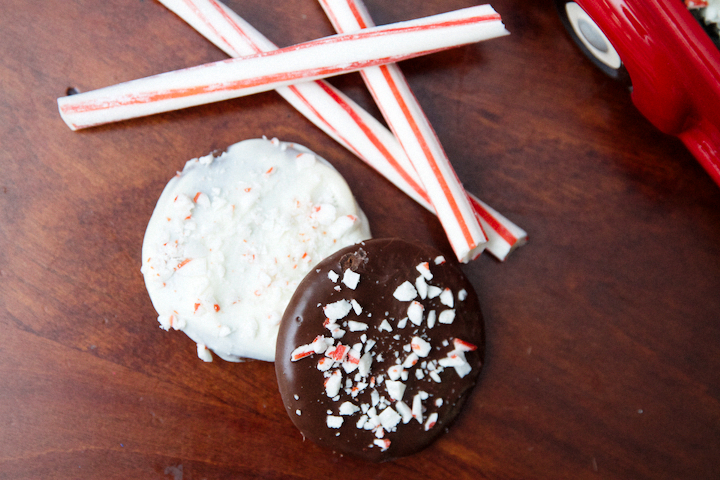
555 0 631 85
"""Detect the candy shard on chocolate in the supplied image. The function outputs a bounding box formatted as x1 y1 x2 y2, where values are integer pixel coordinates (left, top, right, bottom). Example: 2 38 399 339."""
276 239 484 462
141 138 371 362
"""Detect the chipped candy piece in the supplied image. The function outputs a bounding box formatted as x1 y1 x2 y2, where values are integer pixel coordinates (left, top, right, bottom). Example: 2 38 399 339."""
427 310 437 329
327 415 344 428
324 299 353 320
384 379 407 402
438 309 456 325
350 299 363 315
416 262 433 280
415 275 428 299
439 288 454 308
424 412 439 431
387 364 404 381
427 285 442 299
348 320 368 332
378 407 403 431
402 352 419 369
395 400 413 424
411 336 432 357
339 401 361 415
393 281 417 301
324 370 344 397
453 338 478 352
407 301 425 326
342 268 361 289
373 438 391 451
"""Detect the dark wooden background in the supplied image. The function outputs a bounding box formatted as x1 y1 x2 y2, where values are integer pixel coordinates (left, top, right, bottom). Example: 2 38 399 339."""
2 0 719 478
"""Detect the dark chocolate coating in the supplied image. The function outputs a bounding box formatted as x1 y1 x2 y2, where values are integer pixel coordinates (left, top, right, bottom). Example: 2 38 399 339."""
276 239 484 462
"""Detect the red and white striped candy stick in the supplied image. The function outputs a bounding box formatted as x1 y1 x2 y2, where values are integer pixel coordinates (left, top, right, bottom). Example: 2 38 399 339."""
57 6 509 131
156 0 526 260
319 0 495 263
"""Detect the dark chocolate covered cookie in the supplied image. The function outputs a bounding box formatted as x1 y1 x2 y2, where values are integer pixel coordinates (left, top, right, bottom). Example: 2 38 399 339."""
276 238 484 462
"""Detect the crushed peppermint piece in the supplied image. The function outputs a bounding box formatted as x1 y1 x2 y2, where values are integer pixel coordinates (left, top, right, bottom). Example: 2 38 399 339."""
378 319 393 332
358 352 373 377
317 356 334 371
415 275 428 299
427 285 442 299
411 393 424 423
393 281 417 301
373 438 391 451
324 299 352 321
434 256 446 265
387 365 404 381
350 299 363 315
415 262 433 280
378 407 403 431
397 317 408 329
324 371 344 398
291 336 331 361
327 415 344 429
342 269 361 289
435 398 444 407
339 401 361 415
385 380 407 401
438 309 456 324
411 336 432 357
424 412 438 431
402 353 419 368
395 401 413 423
296 409 302 416
458 289 468 301
328 270 339 283
348 320 368 332
407 301 424 326
453 338 478 352
427 310 437 329
439 350 472 378
326 343 349 362
439 288 454 307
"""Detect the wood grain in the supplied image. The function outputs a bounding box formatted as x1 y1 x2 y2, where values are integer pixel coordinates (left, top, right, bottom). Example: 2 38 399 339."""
1 0 719 478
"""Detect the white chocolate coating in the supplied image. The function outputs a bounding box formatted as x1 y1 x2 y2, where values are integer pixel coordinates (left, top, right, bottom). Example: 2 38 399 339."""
141 138 371 362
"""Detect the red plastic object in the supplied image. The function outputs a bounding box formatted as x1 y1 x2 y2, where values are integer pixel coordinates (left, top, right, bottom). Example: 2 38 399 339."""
575 0 720 186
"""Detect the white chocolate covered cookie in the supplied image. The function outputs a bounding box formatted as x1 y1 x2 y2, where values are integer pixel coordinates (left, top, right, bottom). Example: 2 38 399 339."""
141 138 371 362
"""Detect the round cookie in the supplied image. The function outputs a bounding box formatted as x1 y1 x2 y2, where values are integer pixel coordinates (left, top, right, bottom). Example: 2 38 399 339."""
141 138 371 362
276 238 484 462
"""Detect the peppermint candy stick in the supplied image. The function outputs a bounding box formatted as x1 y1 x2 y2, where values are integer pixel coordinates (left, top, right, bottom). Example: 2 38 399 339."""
319 0 496 262
158 0 526 260
57 5 509 131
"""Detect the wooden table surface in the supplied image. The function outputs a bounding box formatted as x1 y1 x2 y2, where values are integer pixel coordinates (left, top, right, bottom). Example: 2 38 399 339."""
2 0 720 478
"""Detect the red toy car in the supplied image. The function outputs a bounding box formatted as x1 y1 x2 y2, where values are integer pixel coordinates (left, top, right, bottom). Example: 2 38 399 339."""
555 0 720 186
